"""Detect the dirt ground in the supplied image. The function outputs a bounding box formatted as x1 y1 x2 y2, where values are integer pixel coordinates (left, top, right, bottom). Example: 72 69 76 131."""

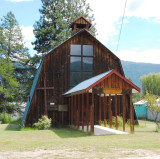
0 148 160 159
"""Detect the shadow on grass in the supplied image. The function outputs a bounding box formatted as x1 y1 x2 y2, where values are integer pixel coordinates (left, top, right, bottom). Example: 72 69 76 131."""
5 124 21 131
4 123 90 138
51 127 90 138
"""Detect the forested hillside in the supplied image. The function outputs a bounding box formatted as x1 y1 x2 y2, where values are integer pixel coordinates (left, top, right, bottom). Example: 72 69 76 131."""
121 61 160 89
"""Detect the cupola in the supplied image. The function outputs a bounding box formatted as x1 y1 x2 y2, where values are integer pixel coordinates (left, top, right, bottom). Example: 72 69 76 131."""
69 16 92 35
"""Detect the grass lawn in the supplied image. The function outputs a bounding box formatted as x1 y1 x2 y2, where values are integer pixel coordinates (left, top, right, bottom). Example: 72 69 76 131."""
0 120 160 159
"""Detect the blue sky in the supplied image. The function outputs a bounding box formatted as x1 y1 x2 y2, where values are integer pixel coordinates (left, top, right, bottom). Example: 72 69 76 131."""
0 0 160 64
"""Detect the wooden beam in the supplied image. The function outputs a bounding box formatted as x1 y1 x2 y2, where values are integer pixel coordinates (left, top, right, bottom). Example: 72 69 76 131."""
74 95 76 126
99 95 101 125
106 96 108 125
108 94 112 128
130 94 134 133
103 94 106 127
86 92 89 131
115 94 118 130
77 94 80 129
71 96 73 125
44 63 47 116
122 94 126 132
68 97 71 125
36 87 54 90
82 93 84 131
91 92 94 134
103 88 122 94
94 95 97 124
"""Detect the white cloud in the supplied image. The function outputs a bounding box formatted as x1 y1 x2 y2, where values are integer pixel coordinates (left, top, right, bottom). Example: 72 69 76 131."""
25 41 33 48
88 0 126 44
88 0 160 45
20 26 34 48
20 26 34 41
115 49 160 64
126 0 160 20
6 0 33 2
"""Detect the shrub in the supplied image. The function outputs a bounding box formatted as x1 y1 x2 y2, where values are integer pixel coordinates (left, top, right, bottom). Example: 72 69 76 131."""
112 116 123 127
33 115 51 130
11 118 22 127
0 113 11 124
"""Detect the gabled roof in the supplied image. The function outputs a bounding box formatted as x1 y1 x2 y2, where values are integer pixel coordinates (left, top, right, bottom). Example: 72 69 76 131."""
46 28 124 76
69 16 92 28
64 70 141 96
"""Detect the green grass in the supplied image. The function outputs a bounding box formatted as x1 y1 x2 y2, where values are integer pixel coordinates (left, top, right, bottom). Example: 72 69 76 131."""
0 120 160 158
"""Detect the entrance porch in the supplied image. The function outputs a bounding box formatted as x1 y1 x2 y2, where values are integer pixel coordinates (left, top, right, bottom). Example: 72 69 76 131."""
64 70 140 134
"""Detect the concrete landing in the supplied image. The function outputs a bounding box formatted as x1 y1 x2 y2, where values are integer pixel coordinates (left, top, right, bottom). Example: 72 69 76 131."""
79 125 128 135
94 125 128 135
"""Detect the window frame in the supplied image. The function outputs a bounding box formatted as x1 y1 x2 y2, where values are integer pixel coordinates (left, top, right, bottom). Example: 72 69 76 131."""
70 44 93 86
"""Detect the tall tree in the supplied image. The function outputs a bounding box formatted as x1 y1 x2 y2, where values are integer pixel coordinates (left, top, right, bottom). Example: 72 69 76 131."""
0 12 27 63
33 0 96 54
0 11 33 112
140 73 160 96
0 57 19 113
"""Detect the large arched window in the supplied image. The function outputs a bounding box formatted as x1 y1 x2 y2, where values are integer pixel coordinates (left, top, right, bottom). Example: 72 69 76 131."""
70 44 93 86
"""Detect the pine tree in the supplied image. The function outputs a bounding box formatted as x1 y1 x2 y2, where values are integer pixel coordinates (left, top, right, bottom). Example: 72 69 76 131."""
0 57 19 113
33 0 96 54
0 11 33 112
0 12 27 63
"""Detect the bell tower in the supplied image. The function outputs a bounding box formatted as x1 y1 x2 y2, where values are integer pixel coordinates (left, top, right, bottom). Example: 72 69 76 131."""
70 16 92 35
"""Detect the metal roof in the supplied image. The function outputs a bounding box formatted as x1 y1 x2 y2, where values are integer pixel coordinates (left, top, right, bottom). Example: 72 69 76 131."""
22 26 126 126
64 70 141 96
22 60 44 126
134 100 148 105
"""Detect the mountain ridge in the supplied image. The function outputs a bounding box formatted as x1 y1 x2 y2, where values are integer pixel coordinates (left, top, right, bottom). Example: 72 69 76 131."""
121 60 160 89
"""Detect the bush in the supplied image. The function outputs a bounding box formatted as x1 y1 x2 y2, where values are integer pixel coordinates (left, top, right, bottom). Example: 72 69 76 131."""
33 115 51 130
0 113 11 124
112 116 123 127
11 118 22 127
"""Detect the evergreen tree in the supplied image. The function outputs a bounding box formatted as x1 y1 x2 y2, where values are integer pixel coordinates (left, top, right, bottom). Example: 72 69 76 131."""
0 11 34 112
33 0 96 54
0 57 19 113
0 12 27 63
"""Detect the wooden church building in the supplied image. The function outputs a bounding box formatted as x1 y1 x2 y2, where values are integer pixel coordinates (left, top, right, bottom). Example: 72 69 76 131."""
23 16 140 133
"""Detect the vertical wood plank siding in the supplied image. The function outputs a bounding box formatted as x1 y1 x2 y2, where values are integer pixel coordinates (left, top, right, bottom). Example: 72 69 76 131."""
25 30 127 127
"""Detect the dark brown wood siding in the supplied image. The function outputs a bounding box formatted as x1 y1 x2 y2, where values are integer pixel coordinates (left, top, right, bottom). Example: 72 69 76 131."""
25 30 124 126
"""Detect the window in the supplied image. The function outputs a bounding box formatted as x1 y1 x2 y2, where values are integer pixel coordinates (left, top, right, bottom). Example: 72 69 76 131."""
83 72 93 81
70 44 93 86
83 57 93 71
70 72 81 86
70 57 81 71
71 45 81 55
83 45 93 56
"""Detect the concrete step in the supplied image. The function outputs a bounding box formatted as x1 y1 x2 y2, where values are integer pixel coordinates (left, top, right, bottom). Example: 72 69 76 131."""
94 125 128 135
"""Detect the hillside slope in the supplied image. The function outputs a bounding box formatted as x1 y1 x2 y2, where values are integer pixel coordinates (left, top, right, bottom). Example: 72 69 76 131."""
121 61 160 89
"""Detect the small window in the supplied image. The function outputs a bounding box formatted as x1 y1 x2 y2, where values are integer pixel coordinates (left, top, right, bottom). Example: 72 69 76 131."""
70 57 81 71
83 72 93 81
83 57 93 71
70 72 81 86
71 45 81 55
83 45 93 56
